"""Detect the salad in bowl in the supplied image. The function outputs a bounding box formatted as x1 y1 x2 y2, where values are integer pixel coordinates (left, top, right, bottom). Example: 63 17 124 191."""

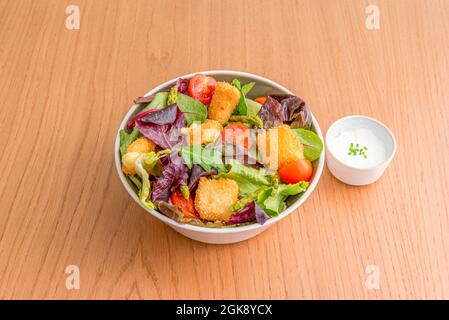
116 71 324 241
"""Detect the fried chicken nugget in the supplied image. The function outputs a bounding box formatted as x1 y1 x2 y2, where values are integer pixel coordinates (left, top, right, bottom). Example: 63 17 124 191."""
125 137 156 154
208 82 241 124
187 119 223 145
257 124 304 169
194 177 239 222
122 137 156 175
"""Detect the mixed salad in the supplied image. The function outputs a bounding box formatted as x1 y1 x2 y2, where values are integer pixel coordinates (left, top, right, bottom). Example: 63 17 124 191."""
119 74 323 227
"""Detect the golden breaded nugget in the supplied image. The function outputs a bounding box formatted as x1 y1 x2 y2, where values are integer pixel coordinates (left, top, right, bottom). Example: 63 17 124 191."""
187 119 223 145
121 152 141 175
257 124 304 169
194 177 239 222
126 137 156 154
121 137 156 175
208 82 241 124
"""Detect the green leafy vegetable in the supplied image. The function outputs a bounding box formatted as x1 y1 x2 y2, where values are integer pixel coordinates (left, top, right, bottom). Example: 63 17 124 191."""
128 175 142 190
228 188 264 211
241 82 256 96
176 93 207 126
293 128 323 161
127 176 141 194
231 79 242 90
246 98 262 117
231 79 257 116
257 181 309 216
218 160 272 195
135 156 155 210
167 85 178 105
229 115 263 129
134 150 171 210
140 92 169 113
119 127 140 156
142 149 170 175
177 145 226 172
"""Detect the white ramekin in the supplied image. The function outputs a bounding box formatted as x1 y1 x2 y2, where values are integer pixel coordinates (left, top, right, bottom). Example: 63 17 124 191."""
325 115 396 186
114 70 325 244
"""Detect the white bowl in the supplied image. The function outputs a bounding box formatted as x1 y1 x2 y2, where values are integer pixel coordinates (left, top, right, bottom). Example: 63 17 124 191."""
325 115 396 186
114 70 325 244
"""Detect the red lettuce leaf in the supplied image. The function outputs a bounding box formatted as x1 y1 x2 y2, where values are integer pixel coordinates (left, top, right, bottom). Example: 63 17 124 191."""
151 152 189 202
228 202 269 225
188 164 218 191
177 78 189 95
136 106 186 149
258 96 286 129
139 104 178 125
134 94 155 104
269 94 312 129
127 109 155 129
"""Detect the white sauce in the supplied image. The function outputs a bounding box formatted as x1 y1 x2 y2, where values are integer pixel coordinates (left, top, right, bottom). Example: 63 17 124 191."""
328 127 387 169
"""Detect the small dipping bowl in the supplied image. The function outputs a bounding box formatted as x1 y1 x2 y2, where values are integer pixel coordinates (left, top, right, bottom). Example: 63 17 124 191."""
325 115 396 186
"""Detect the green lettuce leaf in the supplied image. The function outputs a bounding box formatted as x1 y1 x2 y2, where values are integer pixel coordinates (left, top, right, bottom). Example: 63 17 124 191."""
176 93 207 126
231 79 257 116
257 181 309 216
218 160 272 195
139 92 169 114
148 92 169 110
246 98 262 117
293 128 323 161
135 156 155 210
178 145 226 172
119 127 140 156
134 150 171 210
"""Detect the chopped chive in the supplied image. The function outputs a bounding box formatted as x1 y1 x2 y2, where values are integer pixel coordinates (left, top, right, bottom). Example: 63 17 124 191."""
348 142 368 159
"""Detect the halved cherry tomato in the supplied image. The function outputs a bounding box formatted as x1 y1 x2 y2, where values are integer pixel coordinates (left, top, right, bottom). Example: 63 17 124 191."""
188 74 217 105
255 97 267 104
221 123 251 149
278 159 313 184
170 190 198 219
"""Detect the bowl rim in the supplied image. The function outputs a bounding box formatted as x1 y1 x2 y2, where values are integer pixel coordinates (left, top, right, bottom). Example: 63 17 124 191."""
325 114 397 172
114 70 325 234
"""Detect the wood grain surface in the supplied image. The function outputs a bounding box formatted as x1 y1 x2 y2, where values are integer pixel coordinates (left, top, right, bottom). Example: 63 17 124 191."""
0 0 448 300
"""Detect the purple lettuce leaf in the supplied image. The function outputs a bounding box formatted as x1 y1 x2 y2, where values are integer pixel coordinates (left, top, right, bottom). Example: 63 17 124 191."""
177 78 189 95
269 94 312 130
139 104 177 125
228 202 270 225
258 96 286 129
255 203 270 225
134 94 155 104
151 152 189 202
136 106 186 149
188 164 218 191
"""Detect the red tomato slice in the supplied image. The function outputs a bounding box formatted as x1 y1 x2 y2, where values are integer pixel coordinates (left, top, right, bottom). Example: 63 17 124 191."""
221 123 251 149
278 159 313 184
188 74 217 105
170 190 199 219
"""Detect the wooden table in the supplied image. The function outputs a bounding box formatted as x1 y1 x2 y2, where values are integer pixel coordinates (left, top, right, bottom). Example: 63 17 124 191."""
0 0 448 300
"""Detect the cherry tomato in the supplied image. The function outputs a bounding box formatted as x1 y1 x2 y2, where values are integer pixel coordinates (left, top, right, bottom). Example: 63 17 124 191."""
278 159 313 184
170 190 198 219
188 74 217 105
221 123 251 149
255 97 267 104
